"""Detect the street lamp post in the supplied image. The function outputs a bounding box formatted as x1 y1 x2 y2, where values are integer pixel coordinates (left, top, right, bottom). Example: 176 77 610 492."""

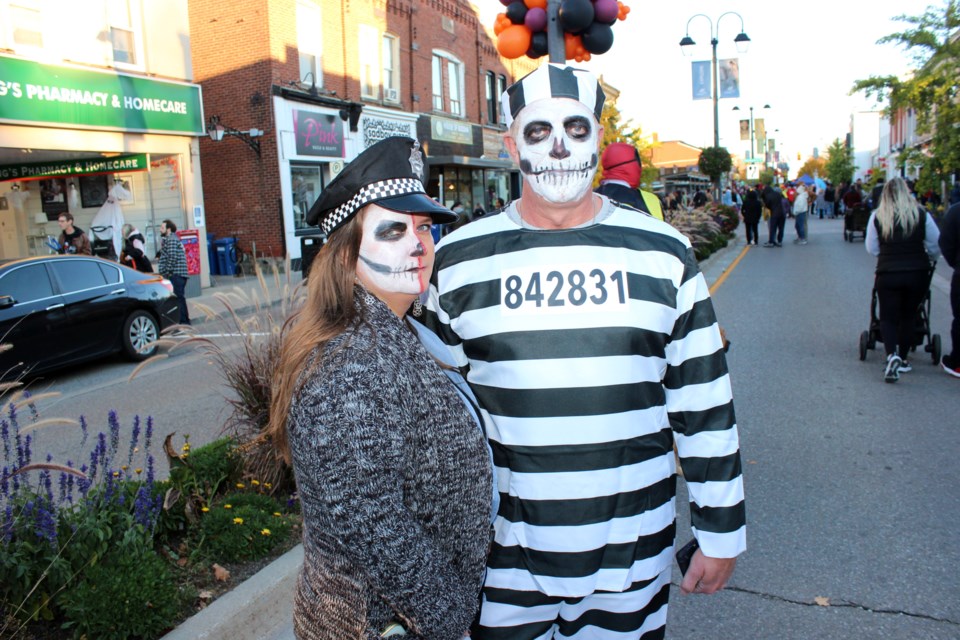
732 104 770 163
679 12 751 149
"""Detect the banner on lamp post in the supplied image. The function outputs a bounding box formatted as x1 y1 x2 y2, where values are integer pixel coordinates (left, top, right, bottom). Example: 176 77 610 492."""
691 61 711 100
740 120 750 141
755 118 766 140
718 59 740 98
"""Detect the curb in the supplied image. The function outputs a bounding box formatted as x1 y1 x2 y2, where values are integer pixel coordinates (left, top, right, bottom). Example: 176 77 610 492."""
160 544 302 640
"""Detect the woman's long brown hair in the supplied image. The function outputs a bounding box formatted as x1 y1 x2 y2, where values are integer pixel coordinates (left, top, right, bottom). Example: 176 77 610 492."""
267 214 364 463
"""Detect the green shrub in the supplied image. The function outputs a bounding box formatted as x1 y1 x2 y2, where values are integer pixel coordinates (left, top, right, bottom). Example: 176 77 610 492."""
194 491 292 563
59 542 180 640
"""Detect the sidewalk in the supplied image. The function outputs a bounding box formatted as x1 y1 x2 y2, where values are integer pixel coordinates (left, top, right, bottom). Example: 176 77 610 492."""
187 269 304 324
161 238 744 640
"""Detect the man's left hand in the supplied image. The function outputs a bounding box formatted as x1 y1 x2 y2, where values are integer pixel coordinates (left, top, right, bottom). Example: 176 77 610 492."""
679 550 737 595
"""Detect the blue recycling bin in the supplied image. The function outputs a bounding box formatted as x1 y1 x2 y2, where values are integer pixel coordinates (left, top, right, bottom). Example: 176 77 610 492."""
215 237 238 276
207 233 219 275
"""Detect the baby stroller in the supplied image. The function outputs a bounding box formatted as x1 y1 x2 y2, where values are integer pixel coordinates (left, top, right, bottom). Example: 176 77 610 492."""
844 203 871 242
858 264 942 364
90 225 118 260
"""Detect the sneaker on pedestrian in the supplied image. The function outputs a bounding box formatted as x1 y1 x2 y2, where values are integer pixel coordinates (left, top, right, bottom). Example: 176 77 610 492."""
884 353 902 383
799 239 808 245
941 355 960 378
898 360 912 373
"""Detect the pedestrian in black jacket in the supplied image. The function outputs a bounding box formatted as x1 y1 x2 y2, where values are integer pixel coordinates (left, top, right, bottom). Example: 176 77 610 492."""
762 185 785 247
939 201 960 377
741 189 762 245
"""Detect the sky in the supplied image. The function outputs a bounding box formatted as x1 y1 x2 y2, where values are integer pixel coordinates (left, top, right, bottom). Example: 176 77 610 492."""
478 0 934 174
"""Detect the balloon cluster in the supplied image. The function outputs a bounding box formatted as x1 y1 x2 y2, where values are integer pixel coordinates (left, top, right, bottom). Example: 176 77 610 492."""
494 0 630 62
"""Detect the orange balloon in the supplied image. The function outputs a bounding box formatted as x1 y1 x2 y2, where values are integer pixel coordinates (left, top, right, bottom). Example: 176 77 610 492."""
498 24 532 59
494 13 508 35
564 32 579 60
618 2 630 20
524 0 547 8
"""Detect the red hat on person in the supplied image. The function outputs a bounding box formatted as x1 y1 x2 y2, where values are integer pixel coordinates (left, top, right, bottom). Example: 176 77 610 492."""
600 143 642 189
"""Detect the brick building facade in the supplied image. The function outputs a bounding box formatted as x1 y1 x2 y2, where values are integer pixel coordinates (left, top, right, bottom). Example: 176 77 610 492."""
189 0 537 265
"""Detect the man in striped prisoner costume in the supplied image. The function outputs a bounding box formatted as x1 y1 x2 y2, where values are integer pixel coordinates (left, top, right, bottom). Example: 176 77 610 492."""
416 64 746 639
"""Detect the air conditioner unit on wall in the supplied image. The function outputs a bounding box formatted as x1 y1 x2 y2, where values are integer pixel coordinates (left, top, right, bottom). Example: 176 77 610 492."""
384 87 399 102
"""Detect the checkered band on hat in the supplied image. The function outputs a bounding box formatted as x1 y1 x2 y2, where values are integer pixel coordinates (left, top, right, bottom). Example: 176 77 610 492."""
502 63 605 127
320 177 426 235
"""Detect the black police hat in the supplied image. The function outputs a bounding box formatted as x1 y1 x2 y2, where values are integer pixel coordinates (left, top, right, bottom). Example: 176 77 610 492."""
305 136 457 235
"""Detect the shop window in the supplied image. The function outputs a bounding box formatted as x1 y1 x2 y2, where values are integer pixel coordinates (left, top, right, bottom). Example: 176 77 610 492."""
108 0 143 67
9 1 43 50
291 164 325 232
485 71 497 124
431 51 464 117
296 0 323 88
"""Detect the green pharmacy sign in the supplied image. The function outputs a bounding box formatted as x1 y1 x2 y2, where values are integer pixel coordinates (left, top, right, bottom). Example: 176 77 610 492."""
0 55 204 135
0 154 149 182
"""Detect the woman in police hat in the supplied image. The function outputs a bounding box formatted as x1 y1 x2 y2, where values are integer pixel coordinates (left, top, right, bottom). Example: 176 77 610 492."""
267 136 492 639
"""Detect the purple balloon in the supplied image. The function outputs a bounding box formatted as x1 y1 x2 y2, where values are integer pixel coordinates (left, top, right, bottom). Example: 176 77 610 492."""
593 0 619 24
500 0 512 6
525 7 547 32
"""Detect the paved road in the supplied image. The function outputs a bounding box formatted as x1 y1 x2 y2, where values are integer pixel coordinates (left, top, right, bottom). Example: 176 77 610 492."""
11 312 255 479
668 216 959 638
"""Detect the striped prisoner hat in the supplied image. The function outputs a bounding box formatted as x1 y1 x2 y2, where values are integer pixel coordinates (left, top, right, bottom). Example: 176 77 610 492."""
501 63 605 127
305 136 457 235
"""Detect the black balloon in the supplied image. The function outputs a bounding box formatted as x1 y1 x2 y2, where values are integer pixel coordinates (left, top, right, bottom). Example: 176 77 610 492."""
529 31 549 57
558 0 594 33
581 23 614 54
505 1 528 25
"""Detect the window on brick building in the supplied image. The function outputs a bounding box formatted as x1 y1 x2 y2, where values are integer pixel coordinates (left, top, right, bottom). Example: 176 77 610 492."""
485 71 496 124
382 34 399 102
359 25 379 98
497 75 507 125
108 0 143 67
431 51 464 117
296 0 323 89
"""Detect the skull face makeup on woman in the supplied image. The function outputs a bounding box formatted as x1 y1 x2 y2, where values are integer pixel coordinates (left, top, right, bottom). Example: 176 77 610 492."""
511 98 601 204
356 204 435 304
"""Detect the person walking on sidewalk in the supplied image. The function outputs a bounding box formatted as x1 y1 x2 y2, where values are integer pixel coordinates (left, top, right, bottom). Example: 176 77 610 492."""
865 177 941 382
938 201 960 377
417 63 745 639
157 219 191 326
269 136 493 639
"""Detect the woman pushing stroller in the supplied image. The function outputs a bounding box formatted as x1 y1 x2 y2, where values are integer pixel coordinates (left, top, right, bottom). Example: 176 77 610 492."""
865 177 940 382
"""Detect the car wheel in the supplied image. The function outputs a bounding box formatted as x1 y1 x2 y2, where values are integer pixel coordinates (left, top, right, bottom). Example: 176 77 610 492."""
123 310 159 360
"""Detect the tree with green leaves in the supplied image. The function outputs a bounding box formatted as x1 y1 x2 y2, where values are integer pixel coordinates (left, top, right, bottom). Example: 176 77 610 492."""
824 138 855 186
697 146 733 194
796 157 827 180
851 1 960 201
596 102 657 189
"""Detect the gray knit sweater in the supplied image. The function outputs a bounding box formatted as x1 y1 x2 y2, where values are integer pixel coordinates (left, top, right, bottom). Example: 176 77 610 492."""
287 289 493 639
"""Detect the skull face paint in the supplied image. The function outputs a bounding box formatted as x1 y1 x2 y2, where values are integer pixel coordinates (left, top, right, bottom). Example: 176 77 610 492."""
513 98 600 204
356 205 434 298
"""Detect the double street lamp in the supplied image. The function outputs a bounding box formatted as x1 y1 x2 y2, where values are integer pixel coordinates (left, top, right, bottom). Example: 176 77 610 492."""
679 12 751 149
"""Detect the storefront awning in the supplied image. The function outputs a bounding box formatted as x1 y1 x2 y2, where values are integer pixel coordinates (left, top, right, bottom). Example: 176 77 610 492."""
428 155 515 170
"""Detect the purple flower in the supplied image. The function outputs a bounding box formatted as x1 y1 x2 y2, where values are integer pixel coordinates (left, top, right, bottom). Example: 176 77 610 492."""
2 505 12 543
79 416 89 449
144 417 153 451
108 410 120 458
58 469 68 503
127 416 141 466
23 434 32 467
1 419 9 462
35 498 57 547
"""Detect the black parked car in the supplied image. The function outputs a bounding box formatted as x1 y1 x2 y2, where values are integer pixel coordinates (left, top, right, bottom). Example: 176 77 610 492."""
0 255 179 379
